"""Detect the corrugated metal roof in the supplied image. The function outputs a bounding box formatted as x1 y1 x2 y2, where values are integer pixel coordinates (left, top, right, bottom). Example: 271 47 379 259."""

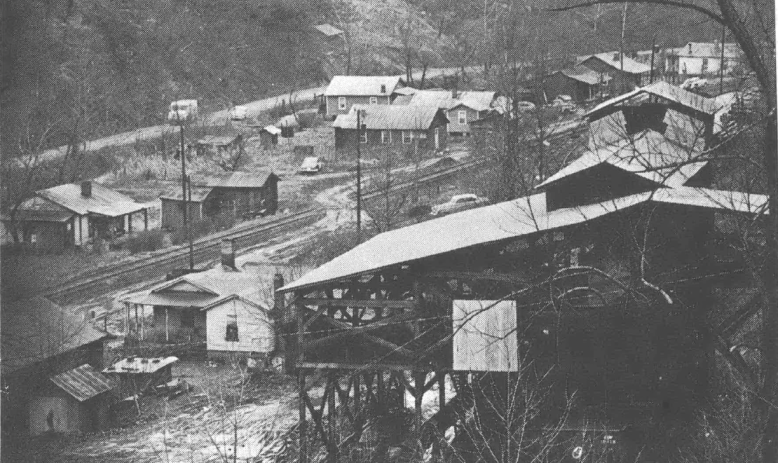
314 23 343 37
281 192 652 292
104 356 178 374
190 171 277 189
581 53 652 75
538 130 706 188
587 81 720 119
50 364 113 402
393 87 418 96
263 125 282 135
2 297 110 374
30 182 147 217
333 105 446 130
393 90 497 112
557 65 612 85
159 186 213 202
324 75 403 96
281 184 768 293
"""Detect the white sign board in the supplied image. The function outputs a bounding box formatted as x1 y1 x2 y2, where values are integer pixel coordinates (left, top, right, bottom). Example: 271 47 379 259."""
452 300 518 372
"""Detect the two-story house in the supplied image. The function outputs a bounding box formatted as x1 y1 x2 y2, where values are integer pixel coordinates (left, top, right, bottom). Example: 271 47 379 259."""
324 75 405 118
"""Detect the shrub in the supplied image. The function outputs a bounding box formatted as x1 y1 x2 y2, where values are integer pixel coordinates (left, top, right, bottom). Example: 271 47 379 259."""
127 229 165 254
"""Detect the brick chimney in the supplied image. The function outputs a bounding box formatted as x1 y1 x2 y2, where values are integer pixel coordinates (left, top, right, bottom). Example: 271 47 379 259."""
452 86 458 99
81 181 92 197
220 238 236 269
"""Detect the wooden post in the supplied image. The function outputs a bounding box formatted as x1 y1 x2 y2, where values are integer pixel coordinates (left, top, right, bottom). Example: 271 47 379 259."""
143 208 148 230
125 302 130 335
377 370 384 404
297 292 308 463
165 307 169 342
128 213 133 234
328 372 337 463
438 371 445 409
134 305 139 336
140 305 145 341
414 371 425 456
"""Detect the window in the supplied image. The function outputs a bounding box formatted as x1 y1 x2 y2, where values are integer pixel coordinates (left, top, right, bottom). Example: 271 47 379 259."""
338 97 347 110
360 130 368 143
369 96 378 105
701 58 709 73
458 110 467 124
402 131 412 144
381 130 391 144
225 322 239 342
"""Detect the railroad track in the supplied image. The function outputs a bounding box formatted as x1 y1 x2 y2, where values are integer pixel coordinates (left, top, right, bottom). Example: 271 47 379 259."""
45 209 323 304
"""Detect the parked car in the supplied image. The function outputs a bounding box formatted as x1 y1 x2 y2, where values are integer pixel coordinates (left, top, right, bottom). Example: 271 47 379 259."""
298 156 322 174
516 101 536 112
681 77 708 90
167 99 199 124
431 194 489 216
552 95 576 112
229 105 248 121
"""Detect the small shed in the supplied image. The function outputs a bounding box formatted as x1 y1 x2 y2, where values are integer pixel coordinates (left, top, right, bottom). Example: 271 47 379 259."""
259 125 282 149
545 65 612 102
103 356 178 397
195 134 244 157
314 23 344 39
580 52 652 94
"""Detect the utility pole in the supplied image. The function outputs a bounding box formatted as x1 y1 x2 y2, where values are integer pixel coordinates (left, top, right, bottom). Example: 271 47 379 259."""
719 23 726 95
174 105 195 270
356 109 363 244
649 37 657 84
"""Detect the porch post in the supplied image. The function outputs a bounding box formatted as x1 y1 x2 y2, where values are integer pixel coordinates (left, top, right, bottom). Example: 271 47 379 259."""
165 307 169 342
128 213 133 234
144 208 148 231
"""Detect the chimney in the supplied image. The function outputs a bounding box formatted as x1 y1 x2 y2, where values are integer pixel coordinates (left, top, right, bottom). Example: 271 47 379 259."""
688 43 693 54
81 181 92 197
220 238 236 269
613 52 620 61
380 84 386 93
452 86 458 99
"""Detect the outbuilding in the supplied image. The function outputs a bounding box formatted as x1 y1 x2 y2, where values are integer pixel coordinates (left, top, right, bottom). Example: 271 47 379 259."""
580 52 652 95
333 105 448 151
544 65 612 102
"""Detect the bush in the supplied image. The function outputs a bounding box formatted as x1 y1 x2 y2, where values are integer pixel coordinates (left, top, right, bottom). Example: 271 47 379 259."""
127 230 165 254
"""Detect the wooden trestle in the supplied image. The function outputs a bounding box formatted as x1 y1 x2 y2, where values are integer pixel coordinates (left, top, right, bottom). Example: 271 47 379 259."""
292 272 455 463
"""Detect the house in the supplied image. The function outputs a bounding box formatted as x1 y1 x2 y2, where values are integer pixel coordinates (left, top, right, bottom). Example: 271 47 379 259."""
120 248 274 359
580 52 652 95
258 125 281 149
195 134 244 157
332 105 448 150
1 297 113 439
393 89 499 136
160 170 279 229
3 181 149 250
665 41 742 77
324 75 405 118
544 65 612 102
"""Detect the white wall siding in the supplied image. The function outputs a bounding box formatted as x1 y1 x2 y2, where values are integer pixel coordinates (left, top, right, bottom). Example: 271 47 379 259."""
205 299 274 354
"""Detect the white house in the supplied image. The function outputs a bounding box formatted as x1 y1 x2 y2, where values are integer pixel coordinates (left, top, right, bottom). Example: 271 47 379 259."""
203 294 274 360
666 41 742 76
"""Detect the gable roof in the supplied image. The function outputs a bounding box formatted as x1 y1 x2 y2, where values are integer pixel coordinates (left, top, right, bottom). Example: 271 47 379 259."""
333 105 447 130
50 364 113 402
200 294 270 312
555 65 613 86
587 81 720 120
581 53 652 75
2 297 110 374
29 182 146 217
393 90 497 112
159 186 214 202
324 76 403 96
190 171 278 189
281 185 767 293
314 23 344 37
537 130 707 189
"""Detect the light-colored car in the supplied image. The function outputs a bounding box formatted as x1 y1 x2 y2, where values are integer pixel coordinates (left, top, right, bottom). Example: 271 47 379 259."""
681 77 708 90
298 156 322 174
552 95 576 112
229 105 248 121
431 193 489 216
167 99 199 124
516 101 536 112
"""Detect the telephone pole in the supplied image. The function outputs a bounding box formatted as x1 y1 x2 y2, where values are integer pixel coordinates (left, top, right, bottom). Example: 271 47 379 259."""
174 106 195 270
356 109 363 244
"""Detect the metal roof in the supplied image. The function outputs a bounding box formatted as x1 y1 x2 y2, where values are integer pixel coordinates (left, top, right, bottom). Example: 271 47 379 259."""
104 356 178 374
324 75 403 96
126 292 222 307
314 23 344 37
393 90 497 112
587 81 720 119
29 182 147 217
538 129 707 189
159 186 213 202
281 192 651 292
50 364 114 402
190 171 277 189
333 105 446 130
557 65 612 86
1 210 74 223
263 125 282 135
676 42 741 59
281 185 768 293
581 53 652 75
2 297 110 374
